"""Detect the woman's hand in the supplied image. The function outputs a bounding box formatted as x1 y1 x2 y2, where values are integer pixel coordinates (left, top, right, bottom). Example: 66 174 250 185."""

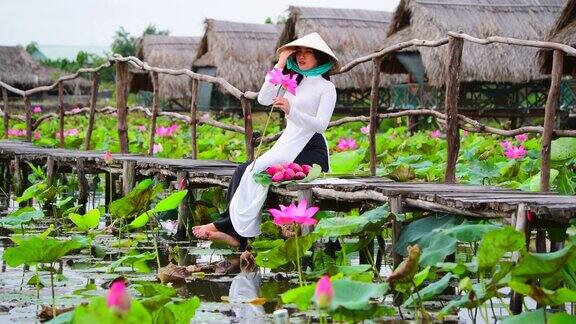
272 97 290 114
277 48 295 69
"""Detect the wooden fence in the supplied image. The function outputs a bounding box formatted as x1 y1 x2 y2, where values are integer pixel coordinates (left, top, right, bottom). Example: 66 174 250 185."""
1 31 576 192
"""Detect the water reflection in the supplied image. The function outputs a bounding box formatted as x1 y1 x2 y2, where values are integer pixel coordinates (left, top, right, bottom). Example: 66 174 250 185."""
228 271 266 323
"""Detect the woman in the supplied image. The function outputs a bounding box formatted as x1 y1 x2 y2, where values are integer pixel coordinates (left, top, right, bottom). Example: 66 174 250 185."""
192 32 339 248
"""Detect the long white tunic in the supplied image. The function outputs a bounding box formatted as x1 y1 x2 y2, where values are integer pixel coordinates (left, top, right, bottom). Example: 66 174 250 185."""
229 68 337 237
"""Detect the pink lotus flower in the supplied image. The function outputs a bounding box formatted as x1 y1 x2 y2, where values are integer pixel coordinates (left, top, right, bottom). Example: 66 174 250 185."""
268 199 319 225
103 151 113 164
156 124 179 137
504 145 527 159
32 106 42 113
500 140 513 150
463 130 469 137
137 125 147 132
33 131 41 140
314 276 334 309
55 128 79 139
430 130 441 138
515 133 528 142
71 107 82 114
111 112 118 117
360 125 370 135
107 281 131 314
7 129 24 137
153 143 163 154
268 67 298 95
335 138 358 151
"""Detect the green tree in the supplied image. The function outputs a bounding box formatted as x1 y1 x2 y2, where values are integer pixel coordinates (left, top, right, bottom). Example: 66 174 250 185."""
142 23 169 36
111 26 136 57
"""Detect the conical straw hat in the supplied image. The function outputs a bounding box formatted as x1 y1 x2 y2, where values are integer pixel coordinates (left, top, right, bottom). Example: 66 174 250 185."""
276 32 340 73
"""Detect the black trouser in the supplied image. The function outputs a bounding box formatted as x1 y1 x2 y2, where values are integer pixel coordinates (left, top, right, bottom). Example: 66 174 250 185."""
214 133 329 249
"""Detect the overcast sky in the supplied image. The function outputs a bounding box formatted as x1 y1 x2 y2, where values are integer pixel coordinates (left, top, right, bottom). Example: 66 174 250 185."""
0 0 401 47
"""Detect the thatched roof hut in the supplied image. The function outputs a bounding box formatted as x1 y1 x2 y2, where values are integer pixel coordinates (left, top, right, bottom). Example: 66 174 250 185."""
539 0 576 75
276 6 397 90
381 0 565 86
130 35 201 100
0 45 54 89
193 19 281 94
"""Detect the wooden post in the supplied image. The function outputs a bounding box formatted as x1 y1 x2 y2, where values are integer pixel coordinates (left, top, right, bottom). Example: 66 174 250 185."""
84 74 100 150
122 161 136 196
24 97 32 142
2 87 8 138
443 36 464 184
241 98 254 161
58 82 65 148
77 158 88 214
510 203 527 314
540 50 564 192
0 158 10 210
390 195 403 269
369 58 381 176
189 79 199 159
148 71 160 155
46 157 56 187
115 62 130 154
176 171 191 239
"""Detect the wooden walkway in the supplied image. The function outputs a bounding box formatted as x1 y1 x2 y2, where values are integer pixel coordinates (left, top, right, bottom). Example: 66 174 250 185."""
1 140 576 224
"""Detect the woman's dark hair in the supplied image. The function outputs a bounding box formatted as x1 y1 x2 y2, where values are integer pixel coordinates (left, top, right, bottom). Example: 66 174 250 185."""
282 48 331 85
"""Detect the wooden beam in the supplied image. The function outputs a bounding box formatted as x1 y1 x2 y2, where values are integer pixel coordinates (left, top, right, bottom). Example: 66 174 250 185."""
122 161 136 196
241 98 254 161
540 50 564 192
115 62 130 154
2 87 8 138
148 71 159 155
58 82 65 148
369 58 381 176
443 36 464 184
84 74 100 150
190 79 199 159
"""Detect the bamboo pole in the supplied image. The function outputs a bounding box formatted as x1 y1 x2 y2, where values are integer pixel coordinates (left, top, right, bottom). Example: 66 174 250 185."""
540 50 564 192
58 82 65 148
115 62 130 154
2 87 8 138
148 71 159 155
24 97 32 142
189 79 199 159
241 98 254 161
369 58 381 176
443 36 464 184
84 74 100 150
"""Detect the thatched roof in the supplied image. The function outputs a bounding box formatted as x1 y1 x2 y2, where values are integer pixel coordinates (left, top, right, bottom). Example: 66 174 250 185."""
276 6 400 90
130 35 201 100
538 0 576 75
193 19 281 93
0 45 54 89
381 0 565 86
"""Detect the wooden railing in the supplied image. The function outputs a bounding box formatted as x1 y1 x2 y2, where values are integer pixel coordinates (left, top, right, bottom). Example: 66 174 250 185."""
1 32 575 191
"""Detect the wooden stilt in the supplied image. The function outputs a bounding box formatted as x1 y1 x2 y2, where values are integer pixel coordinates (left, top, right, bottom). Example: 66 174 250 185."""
84 74 100 150
369 58 381 176
115 62 130 154
240 98 254 161
510 203 527 315
189 79 199 159
24 97 32 142
77 158 88 214
176 171 192 240
122 161 136 196
58 82 65 148
148 71 159 156
390 195 404 269
443 36 464 184
540 50 564 192
2 87 8 139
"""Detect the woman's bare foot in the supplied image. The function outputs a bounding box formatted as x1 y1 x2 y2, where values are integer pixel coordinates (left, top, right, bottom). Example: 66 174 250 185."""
191 223 218 239
205 231 240 247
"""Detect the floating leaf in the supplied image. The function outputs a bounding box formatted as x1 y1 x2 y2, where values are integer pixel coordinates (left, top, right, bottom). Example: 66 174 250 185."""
3 235 88 267
0 207 44 228
108 252 157 273
154 190 188 213
403 273 453 307
153 297 201 324
331 280 388 310
502 308 546 324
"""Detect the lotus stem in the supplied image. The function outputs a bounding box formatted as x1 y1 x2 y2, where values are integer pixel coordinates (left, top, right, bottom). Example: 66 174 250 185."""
50 263 56 319
295 229 303 287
